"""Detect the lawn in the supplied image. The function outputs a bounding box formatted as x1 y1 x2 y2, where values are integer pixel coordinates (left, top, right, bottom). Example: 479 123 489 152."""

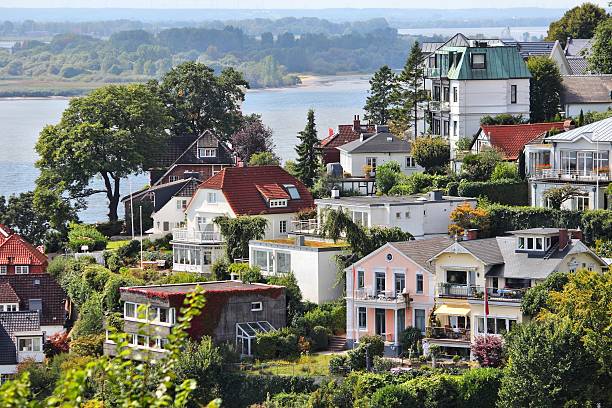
106 240 131 250
245 353 336 377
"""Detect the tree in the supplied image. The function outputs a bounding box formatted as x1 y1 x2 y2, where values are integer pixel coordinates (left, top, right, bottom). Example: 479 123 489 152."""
156 61 248 140
448 203 490 237
375 161 401 194
35 84 169 223
546 3 608 46
411 136 450 174
521 272 569 318
294 109 320 188
390 42 428 137
364 65 396 125
490 162 519 181
480 114 525 125
471 335 504 368
267 273 304 325
461 148 503 181
231 114 275 163
588 17 612 74
0 192 55 246
248 151 280 166
214 216 268 261
543 184 582 209
527 56 562 122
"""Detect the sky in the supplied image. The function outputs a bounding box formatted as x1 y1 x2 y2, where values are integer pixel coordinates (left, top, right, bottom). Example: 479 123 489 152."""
1 0 605 9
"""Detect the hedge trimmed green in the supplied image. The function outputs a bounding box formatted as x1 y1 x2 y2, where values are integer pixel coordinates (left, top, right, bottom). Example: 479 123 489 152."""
458 179 528 206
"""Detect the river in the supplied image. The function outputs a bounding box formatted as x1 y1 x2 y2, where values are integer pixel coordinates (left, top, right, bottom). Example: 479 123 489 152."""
0 74 371 223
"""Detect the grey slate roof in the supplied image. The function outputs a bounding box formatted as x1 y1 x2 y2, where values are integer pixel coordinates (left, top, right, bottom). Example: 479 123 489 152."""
564 38 592 57
389 237 455 273
421 42 444 55
561 75 612 104
0 311 40 365
547 117 612 142
315 194 474 207
566 57 589 75
457 238 505 266
502 40 556 59
337 132 411 154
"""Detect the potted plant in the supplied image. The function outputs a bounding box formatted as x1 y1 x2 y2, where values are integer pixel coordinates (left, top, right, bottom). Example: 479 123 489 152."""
362 164 373 179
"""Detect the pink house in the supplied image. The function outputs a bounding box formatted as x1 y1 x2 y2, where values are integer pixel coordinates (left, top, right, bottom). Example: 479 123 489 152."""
345 236 453 355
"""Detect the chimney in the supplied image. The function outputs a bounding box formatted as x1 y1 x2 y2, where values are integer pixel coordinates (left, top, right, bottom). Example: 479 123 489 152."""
353 115 361 132
428 190 443 201
328 128 334 137
294 235 305 246
558 228 569 250
563 119 575 131
463 229 478 241
569 228 583 242
331 186 340 199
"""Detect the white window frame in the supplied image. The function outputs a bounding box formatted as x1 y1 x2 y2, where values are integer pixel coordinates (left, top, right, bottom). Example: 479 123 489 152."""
358 307 367 330
207 192 217 204
269 199 288 208
198 147 217 158
510 84 517 104
405 156 416 168
416 274 424 294
0 266 6 274
251 302 263 312
0 304 18 312
168 175 180 182
365 157 377 170
15 266 29 275
279 220 287 234
176 199 188 210
471 53 486 69
18 337 42 352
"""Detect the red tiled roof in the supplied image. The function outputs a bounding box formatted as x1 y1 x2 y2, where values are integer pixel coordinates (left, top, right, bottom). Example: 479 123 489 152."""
0 234 48 266
197 166 314 215
0 224 12 245
480 122 566 160
320 124 376 149
256 184 290 200
0 282 20 303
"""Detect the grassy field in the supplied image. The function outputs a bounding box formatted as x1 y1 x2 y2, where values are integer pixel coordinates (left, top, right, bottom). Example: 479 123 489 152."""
245 353 335 377
106 240 131 250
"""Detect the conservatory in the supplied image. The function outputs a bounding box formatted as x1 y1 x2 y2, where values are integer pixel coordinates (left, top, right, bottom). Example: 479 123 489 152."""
236 321 276 356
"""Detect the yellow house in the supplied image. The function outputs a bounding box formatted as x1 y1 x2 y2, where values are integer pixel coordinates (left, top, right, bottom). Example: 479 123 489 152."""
424 227 607 357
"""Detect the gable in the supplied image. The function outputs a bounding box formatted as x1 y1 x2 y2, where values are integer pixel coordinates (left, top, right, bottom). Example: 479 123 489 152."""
172 131 234 166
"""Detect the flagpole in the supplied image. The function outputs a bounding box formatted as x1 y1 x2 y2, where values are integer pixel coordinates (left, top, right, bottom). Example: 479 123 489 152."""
484 286 488 338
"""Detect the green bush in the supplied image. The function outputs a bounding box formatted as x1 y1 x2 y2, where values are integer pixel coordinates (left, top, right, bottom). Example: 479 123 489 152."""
329 354 349 375
268 392 311 407
447 181 459 196
220 373 316 407
117 239 141 259
346 335 385 371
370 384 417 407
71 293 104 338
457 368 502 408
403 374 460 407
67 222 108 251
254 328 299 359
373 355 394 373
400 327 423 356
211 257 230 280
491 162 519 181
309 326 331 351
95 221 123 237
461 149 504 181
458 179 528 206
103 250 123 272
69 333 105 357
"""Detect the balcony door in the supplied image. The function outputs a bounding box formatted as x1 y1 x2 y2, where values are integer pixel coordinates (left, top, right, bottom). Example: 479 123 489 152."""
375 309 386 336
375 272 386 295
577 152 593 176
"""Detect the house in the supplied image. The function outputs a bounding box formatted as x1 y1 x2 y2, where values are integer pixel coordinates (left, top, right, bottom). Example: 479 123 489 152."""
172 166 315 274
249 235 348 303
560 75 612 118
345 236 454 356
319 115 375 165
501 40 572 75
103 281 286 359
0 224 47 274
315 191 477 238
337 125 423 177
564 38 593 75
423 34 531 153
526 117 612 210
0 311 44 382
424 227 607 357
470 122 567 160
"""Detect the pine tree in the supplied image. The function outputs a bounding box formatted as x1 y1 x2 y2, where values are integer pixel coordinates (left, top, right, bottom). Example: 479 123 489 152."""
295 109 320 188
390 41 429 137
364 65 396 125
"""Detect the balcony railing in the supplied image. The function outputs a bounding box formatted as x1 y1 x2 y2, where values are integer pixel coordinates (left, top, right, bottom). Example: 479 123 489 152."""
531 168 611 182
426 326 470 341
429 100 450 112
426 67 440 77
353 288 407 304
437 284 525 301
291 219 321 236
172 228 222 243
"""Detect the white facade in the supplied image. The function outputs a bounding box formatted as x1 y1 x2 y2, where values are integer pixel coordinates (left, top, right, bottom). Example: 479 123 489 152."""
564 102 612 119
152 196 188 235
249 238 345 304
339 151 422 178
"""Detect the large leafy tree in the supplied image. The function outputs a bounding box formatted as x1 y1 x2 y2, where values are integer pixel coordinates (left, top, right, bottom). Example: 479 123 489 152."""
35 84 169 223
588 17 612 74
294 109 320 188
231 114 276 163
411 136 450 174
156 61 248 140
390 42 428 137
364 65 396 125
0 192 56 245
543 184 581 209
375 161 401 194
214 216 268 261
461 148 504 182
545 3 608 46
527 56 562 122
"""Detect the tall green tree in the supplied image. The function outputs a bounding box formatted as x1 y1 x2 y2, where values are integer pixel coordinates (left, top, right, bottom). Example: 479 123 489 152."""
588 17 612 74
0 192 56 245
527 56 562 122
545 3 608 46
35 84 169 223
364 65 396 125
156 61 248 140
411 136 450 174
214 216 268 261
390 42 428 137
294 109 320 188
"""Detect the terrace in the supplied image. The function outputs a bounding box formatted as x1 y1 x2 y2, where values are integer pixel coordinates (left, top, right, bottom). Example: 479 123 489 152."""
437 284 525 302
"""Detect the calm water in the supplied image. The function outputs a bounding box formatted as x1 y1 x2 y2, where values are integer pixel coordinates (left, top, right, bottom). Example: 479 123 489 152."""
0 74 370 222
398 26 549 40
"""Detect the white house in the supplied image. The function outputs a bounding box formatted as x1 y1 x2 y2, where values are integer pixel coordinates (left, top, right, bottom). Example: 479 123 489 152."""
249 236 347 303
560 75 612 118
337 125 423 177
171 166 315 274
527 117 612 210
315 191 477 238
422 34 531 154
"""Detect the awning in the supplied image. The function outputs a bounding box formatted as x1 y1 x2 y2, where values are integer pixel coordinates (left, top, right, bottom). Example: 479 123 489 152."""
433 305 470 316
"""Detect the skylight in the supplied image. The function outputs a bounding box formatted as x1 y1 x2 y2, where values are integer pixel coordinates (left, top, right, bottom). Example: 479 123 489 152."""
283 184 300 200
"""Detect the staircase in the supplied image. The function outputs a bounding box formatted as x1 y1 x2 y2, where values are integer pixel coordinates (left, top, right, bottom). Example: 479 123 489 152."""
328 335 347 352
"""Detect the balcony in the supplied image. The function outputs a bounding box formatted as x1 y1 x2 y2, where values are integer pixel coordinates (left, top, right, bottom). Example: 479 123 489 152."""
427 67 441 77
291 219 321 236
426 326 471 342
531 168 611 182
172 228 222 243
429 100 450 112
437 284 525 302
353 288 408 305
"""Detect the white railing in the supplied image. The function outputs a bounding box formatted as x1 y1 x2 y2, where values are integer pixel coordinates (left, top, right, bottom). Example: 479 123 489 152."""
291 219 320 235
532 168 611 181
172 228 222 243
353 288 407 304
173 263 209 273
429 101 450 112
427 67 440 77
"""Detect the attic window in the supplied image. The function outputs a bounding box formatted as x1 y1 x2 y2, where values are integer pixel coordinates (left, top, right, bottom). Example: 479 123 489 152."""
471 53 486 69
269 199 288 208
198 148 217 158
283 184 301 200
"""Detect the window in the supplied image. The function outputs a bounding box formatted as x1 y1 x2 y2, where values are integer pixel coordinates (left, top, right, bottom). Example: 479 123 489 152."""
279 220 288 234
276 252 291 273
527 237 534 250
416 274 424 294
414 309 426 333
574 194 589 211
283 184 301 199
433 119 441 135
405 211 410 219
446 270 467 285
357 270 365 289
405 156 416 168
453 86 458 102
375 308 386 335
18 337 42 352
471 53 486 69
125 302 137 318
254 250 273 272
351 211 368 227
395 212 401 220
536 237 543 250
453 121 458 137
251 302 263 312
375 272 386 294
0 266 6 274
163 221 170 232
176 199 188 210
428 55 436 68
443 121 449 136
433 86 441 101
365 157 377 170
358 307 367 329
168 175 180 182
510 85 517 104
269 199 288 208
198 148 217 158
477 317 518 334
395 273 406 295
15 266 29 275
518 237 525 249
207 192 217 204
0 304 18 312
443 86 450 102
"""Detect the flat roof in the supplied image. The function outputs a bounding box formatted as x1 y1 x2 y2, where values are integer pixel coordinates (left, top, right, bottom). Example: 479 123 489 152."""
315 194 475 207
259 238 348 248
121 280 283 296
507 228 563 236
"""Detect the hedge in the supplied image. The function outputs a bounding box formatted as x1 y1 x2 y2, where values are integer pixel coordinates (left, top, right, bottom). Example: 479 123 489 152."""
219 373 316 407
458 179 528 206
254 328 299 359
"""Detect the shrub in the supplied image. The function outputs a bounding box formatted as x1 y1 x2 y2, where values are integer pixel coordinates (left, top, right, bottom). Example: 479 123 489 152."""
309 326 331 351
491 162 519 181
400 326 423 355
376 161 402 194
103 250 123 272
448 202 491 237
219 373 315 407
268 392 310 407
461 148 503 181
210 257 230 280
457 367 502 408
46 256 71 279
228 263 263 283
346 335 385 371
44 331 70 358
370 384 417 407
16 359 59 399
254 328 299 359
411 136 451 174
67 222 108 251
521 272 569 317
403 374 460 407
71 293 104 338
458 179 528 206
69 333 105 357
329 354 350 375
95 221 123 237
117 239 140 259
372 355 394 373
471 335 504 368
447 181 459 196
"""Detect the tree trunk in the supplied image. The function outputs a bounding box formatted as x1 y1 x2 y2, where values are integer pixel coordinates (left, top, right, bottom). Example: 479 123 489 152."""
100 172 121 223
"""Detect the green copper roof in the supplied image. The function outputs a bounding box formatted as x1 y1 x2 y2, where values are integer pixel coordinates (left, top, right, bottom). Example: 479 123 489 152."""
435 46 531 80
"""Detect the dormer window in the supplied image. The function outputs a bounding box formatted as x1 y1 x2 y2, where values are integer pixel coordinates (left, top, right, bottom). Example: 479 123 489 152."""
471 53 486 69
283 184 300 200
198 148 217 158
269 199 288 208
517 236 550 251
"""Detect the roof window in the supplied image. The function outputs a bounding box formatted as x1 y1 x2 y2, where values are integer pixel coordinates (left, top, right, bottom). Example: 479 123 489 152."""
283 184 301 200
471 53 486 69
